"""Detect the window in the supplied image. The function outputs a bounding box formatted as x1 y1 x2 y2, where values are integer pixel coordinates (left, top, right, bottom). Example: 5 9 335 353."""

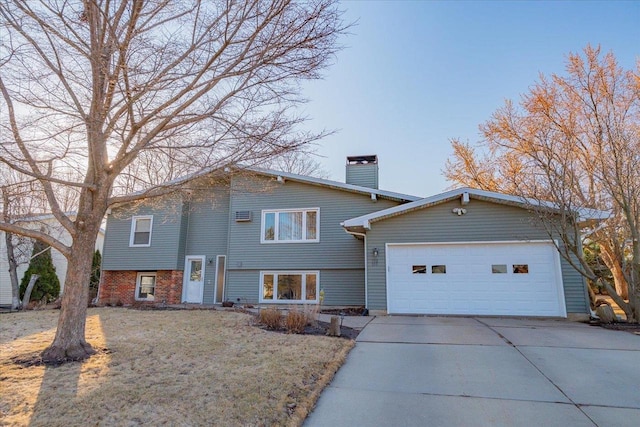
130 215 153 247
431 265 447 274
261 209 319 243
215 255 226 303
513 264 529 274
260 271 319 303
492 264 508 274
136 272 156 301
412 265 427 274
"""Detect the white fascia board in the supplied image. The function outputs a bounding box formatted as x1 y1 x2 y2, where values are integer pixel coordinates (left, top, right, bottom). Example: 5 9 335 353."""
249 167 421 202
109 164 421 205
342 187 610 229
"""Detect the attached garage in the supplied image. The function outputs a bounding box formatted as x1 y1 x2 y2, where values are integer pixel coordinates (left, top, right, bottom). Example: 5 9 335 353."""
342 187 598 318
385 241 566 317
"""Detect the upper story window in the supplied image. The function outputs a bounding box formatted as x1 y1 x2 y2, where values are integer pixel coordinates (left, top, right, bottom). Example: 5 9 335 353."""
261 208 319 243
130 215 153 247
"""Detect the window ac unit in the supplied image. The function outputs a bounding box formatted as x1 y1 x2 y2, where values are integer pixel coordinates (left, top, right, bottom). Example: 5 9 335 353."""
235 211 252 222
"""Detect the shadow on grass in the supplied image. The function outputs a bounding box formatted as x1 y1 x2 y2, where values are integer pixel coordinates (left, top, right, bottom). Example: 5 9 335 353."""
29 361 84 426
27 313 112 426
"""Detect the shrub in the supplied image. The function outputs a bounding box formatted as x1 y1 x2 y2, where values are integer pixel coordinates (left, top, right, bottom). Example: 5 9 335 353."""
303 304 320 327
19 239 60 303
259 307 282 329
285 309 307 334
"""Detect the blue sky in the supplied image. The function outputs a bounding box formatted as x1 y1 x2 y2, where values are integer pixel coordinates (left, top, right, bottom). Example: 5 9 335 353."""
301 0 639 197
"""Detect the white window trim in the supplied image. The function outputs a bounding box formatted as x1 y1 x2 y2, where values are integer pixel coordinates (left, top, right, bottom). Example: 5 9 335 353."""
135 272 157 301
259 270 320 304
129 215 153 247
214 255 226 304
260 208 320 244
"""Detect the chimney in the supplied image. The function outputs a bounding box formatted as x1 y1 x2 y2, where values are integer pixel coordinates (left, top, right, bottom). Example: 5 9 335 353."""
346 155 378 189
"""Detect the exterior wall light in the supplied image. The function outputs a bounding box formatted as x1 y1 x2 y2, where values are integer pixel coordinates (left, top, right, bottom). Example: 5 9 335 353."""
373 248 379 258
452 208 467 216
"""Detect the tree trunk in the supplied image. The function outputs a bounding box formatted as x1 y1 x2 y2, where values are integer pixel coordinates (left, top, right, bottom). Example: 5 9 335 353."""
327 316 341 337
41 222 99 363
600 279 636 323
599 244 629 299
21 274 39 310
610 262 629 300
4 231 21 309
1 189 21 310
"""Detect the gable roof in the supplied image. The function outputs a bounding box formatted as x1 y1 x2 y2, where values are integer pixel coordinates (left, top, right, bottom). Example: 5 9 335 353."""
110 164 421 206
341 187 610 230
248 167 420 203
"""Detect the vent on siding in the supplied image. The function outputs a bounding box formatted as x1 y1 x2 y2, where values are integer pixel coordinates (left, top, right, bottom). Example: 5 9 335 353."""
235 211 252 222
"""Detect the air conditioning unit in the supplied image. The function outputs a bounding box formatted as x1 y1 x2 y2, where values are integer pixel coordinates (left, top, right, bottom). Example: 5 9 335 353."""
235 211 252 222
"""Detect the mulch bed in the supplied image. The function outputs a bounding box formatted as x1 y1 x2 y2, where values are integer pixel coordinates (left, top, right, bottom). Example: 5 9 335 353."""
595 322 640 335
321 306 367 316
122 304 360 339
255 320 359 340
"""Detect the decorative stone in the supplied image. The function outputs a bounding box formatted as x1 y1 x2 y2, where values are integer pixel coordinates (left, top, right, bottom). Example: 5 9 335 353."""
596 304 616 323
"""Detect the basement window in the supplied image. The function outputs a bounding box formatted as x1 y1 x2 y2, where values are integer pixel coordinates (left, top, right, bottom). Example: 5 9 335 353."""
135 272 156 301
260 271 319 303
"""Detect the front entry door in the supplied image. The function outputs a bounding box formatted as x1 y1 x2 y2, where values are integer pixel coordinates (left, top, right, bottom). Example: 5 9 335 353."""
183 256 205 303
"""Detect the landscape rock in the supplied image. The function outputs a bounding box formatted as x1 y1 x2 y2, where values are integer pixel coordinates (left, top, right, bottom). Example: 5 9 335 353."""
596 304 616 323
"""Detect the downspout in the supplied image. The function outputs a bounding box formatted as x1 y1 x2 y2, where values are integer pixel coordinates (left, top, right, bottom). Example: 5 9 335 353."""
344 229 368 310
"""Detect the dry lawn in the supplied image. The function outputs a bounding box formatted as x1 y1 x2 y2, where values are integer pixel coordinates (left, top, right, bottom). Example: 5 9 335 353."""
0 308 354 426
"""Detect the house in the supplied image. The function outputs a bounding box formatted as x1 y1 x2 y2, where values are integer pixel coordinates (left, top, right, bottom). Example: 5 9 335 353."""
0 214 105 307
99 155 599 319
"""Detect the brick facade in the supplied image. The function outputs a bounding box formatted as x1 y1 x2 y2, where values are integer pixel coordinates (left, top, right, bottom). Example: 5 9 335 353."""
99 270 184 305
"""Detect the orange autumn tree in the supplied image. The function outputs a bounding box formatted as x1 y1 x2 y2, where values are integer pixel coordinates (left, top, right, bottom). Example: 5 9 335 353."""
445 46 640 322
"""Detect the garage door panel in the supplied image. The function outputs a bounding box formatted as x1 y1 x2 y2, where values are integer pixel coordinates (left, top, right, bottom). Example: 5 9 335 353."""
386 242 566 317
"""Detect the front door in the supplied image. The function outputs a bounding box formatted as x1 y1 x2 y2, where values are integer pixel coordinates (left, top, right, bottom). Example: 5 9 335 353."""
183 256 205 303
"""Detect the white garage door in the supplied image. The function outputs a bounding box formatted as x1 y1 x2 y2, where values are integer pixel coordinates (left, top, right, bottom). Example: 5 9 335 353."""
386 242 566 317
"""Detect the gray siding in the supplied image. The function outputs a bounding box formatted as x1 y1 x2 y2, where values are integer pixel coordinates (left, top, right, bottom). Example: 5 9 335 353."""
182 187 230 303
102 199 186 270
226 268 365 306
346 163 379 189
365 199 589 314
225 175 398 304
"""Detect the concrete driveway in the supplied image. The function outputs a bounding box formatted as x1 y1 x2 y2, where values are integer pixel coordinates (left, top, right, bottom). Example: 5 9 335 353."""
305 316 640 427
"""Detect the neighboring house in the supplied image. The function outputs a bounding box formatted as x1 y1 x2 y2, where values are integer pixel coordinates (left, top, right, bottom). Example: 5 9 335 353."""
99 155 600 318
0 214 105 306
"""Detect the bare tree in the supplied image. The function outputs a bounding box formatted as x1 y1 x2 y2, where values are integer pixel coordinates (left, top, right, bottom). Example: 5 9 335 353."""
2 189 24 310
1 168 47 310
262 148 330 178
0 0 346 362
445 46 640 322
